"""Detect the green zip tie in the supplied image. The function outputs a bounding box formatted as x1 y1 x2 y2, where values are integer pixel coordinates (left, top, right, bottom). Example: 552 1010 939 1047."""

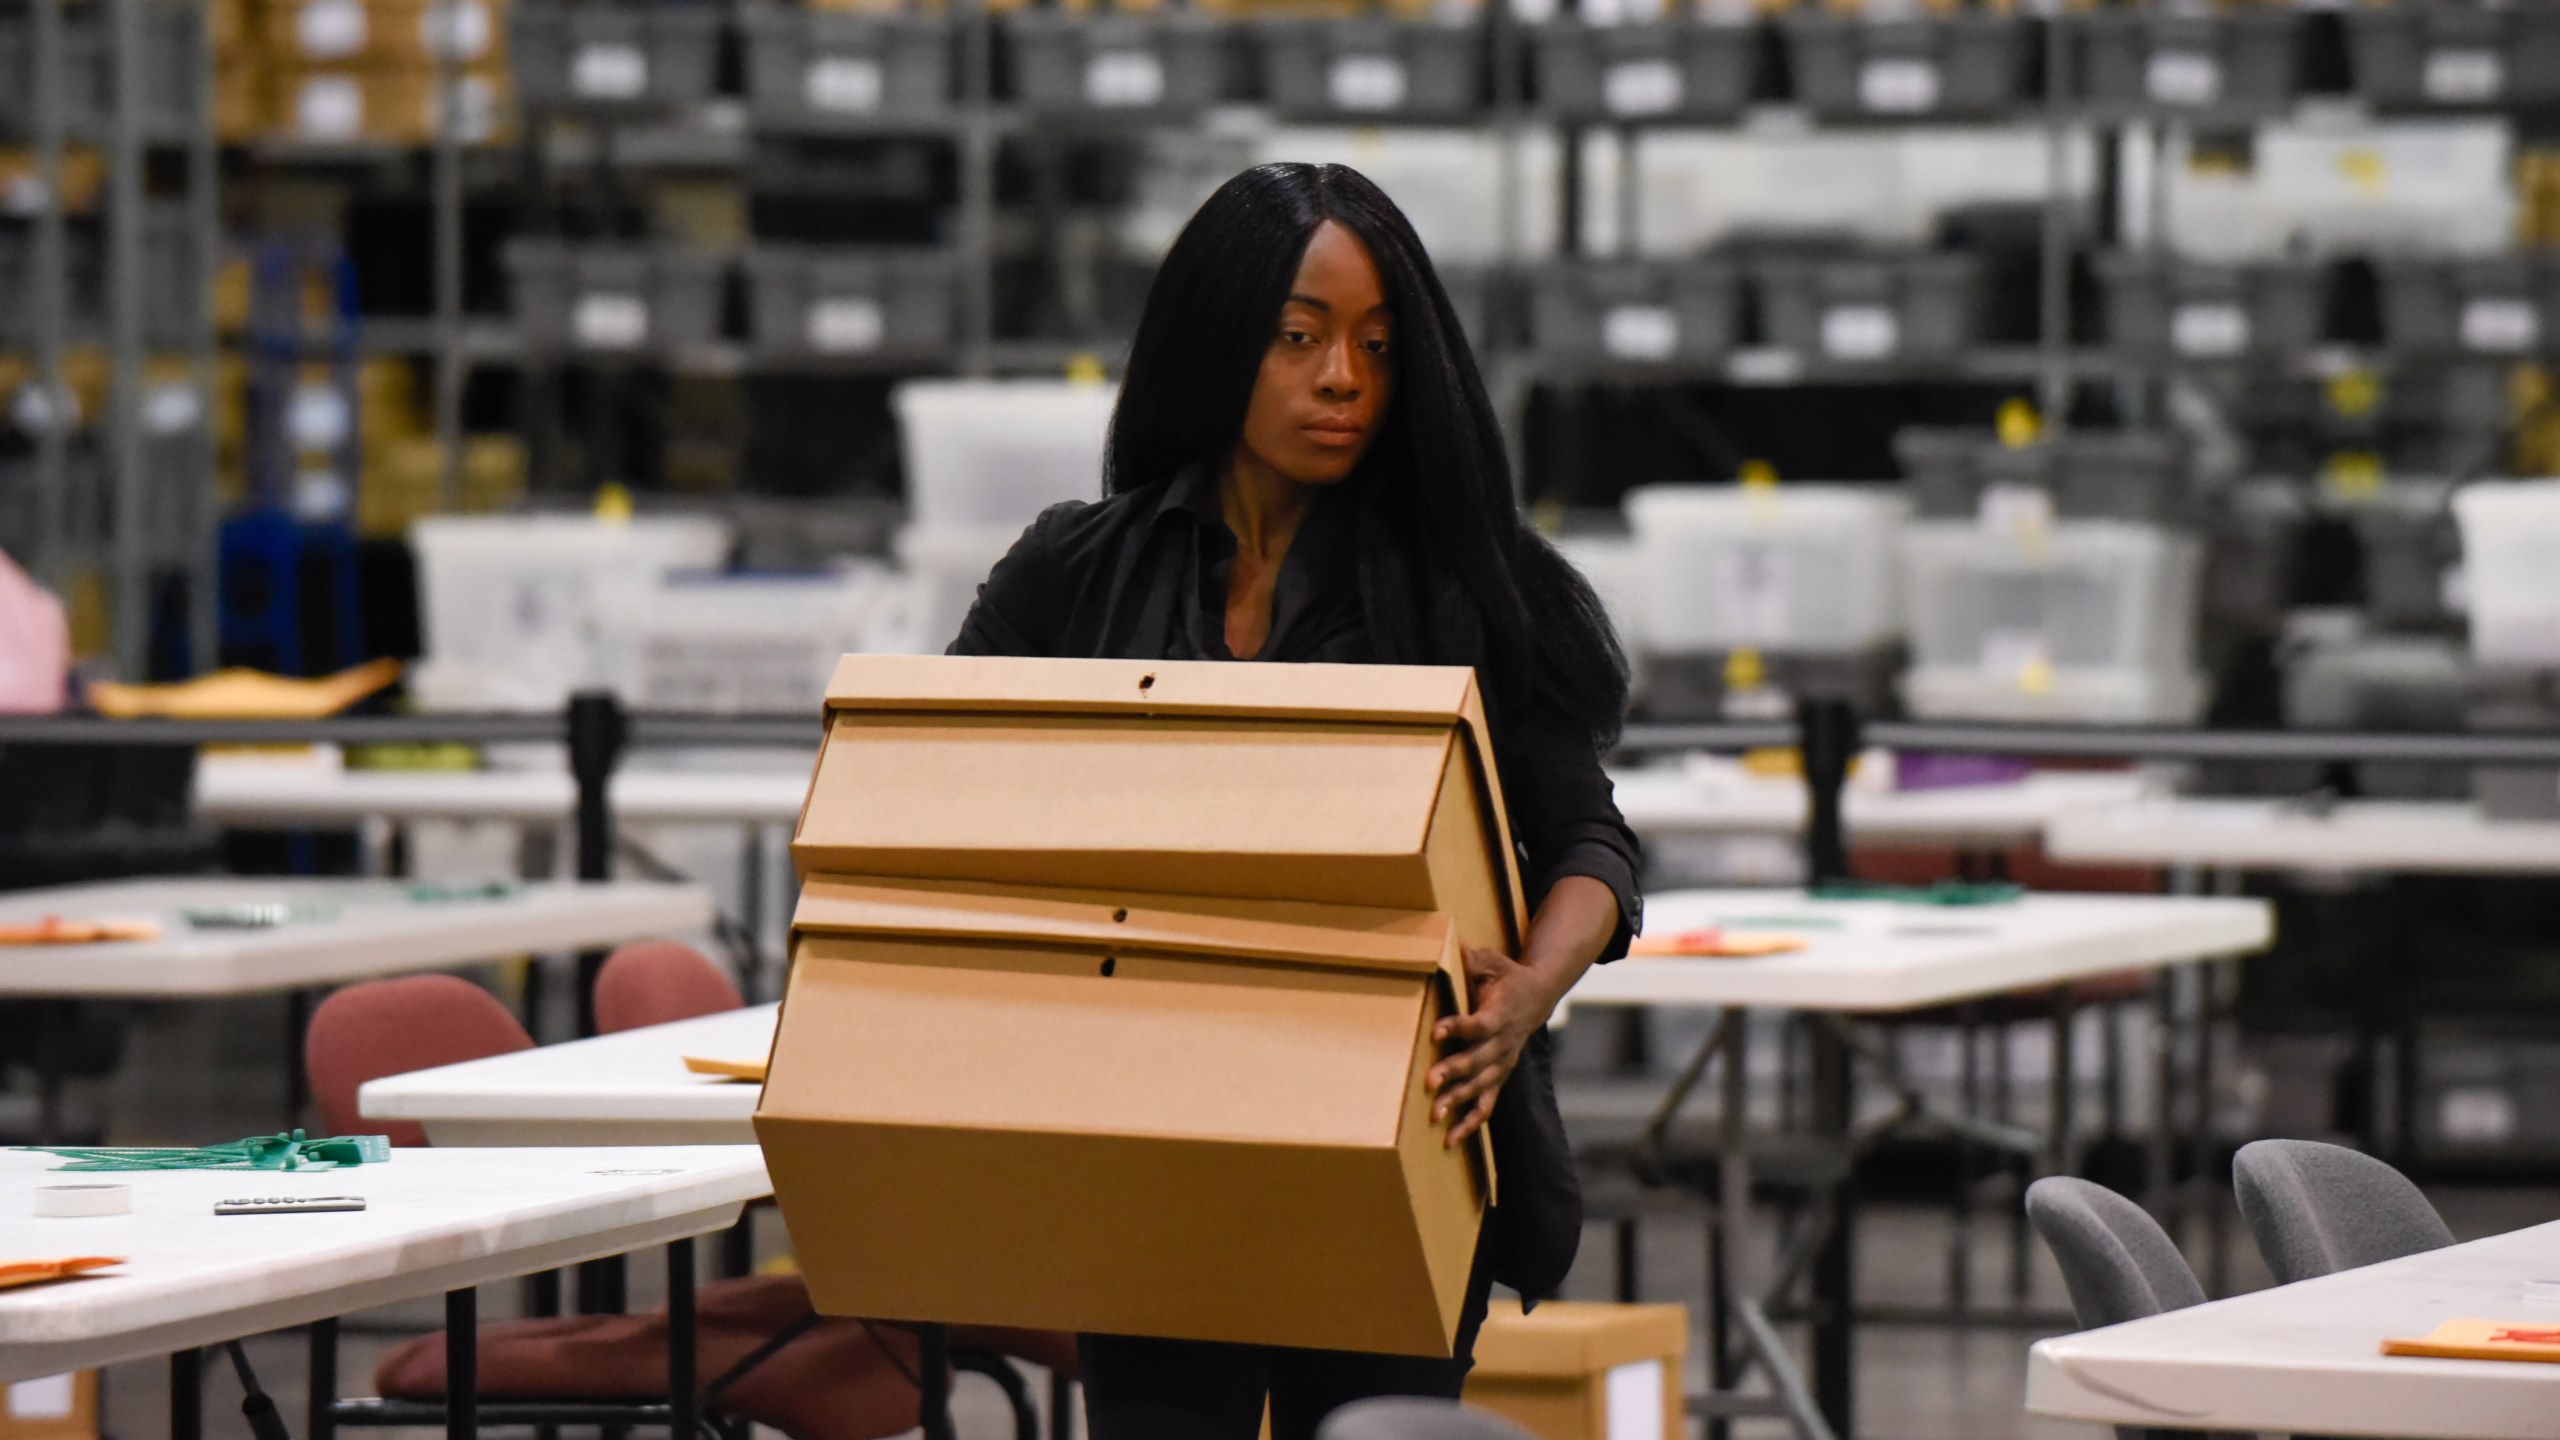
407 882 520 903
20 1129 392 1172
1808 880 2026 907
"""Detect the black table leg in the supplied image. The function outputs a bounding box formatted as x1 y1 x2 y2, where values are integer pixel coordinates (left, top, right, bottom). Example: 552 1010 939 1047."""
668 1238 699 1440
447 1288 478 1440
918 1323 953 1440
171 1348 203 1440
309 1317 339 1440
1809 1021 1856 1439
285 988 313 1130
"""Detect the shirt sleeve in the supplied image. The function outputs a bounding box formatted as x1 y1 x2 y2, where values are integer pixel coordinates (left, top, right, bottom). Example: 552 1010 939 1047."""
945 502 1083 658
1496 699 1644 964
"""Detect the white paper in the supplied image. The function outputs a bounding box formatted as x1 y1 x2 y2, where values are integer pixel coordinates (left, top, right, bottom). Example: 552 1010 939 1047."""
808 297 886 353
572 293 649 349
1604 1358 1663 1440
1603 304 1678 361
2146 50 2221 108
293 75 366 140
1604 58 1681 117
1821 304 1898 360
2460 297 2539 354
8 1375 75 1421
1329 54 1408 111
1084 50 1164 108
572 43 649 100
2171 302 2248 358
1715 542 1793 645
298 0 366 57
2423 48 2502 104
1859 57 1940 114
806 56 884 113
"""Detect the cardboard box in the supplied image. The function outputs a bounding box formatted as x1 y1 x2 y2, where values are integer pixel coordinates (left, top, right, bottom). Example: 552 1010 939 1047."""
763 655 1528 1358
1464 1301 1686 1440
791 654 1528 955
263 0 508 65
1 1372 97 1440
269 63 511 144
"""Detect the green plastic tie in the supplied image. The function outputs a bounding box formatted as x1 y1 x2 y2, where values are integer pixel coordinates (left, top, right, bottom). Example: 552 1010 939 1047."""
1808 880 2026 908
19 1129 395 1173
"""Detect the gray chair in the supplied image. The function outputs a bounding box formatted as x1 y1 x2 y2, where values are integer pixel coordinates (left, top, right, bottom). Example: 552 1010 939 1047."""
2232 1138 2454 1285
1316 1399 1537 1440
2025 1176 2206 1330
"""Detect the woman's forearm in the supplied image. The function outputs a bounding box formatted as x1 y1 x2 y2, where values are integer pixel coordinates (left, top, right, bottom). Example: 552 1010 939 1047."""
1514 874 1622 1020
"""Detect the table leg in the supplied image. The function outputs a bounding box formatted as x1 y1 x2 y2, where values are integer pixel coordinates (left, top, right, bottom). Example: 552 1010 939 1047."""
308 1317 339 1440
1808 1020 1855 1439
739 823 767 1004
668 1238 698 1440
2195 959 2228 1299
171 1348 203 1440
1950 1008 1979 1314
285 988 312 1130
918 1323 953 1440
447 1288 478 1440
1713 1010 1749 1440
2147 968 2177 1227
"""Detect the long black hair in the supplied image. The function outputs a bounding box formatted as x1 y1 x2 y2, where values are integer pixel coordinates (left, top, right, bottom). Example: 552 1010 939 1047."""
1108 162 1629 745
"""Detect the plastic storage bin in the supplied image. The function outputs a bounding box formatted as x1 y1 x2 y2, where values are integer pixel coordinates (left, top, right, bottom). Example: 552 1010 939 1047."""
1757 252 1980 366
744 246 956 364
1894 428 2189 524
1899 519 2203 722
598 563 901 713
508 2 721 112
2377 257 2555 358
2455 479 2560 665
1624 483 1909 655
1528 17 1757 123
1784 11 2031 121
142 203 202 348
2348 482 2458 630
2471 666 2560 821
2283 634 2470 799
892 379 1114 533
1009 12 1232 115
740 7 952 128
0 2 107 135
505 241 727 359
409 513 734 711
1527 259 1741 365
2348 3 2560 110
1263 16 1481 122
2075 7 2301 116
2097 256 2325 363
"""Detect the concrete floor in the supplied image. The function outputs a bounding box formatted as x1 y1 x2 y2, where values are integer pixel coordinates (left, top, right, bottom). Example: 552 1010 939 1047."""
40 986 2560 1440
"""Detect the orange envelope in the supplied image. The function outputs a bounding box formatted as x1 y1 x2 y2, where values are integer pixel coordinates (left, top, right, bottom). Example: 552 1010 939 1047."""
2384 1319 2560 1362
0 1258 122 1291
1627 928 1806 959
0 918 160 946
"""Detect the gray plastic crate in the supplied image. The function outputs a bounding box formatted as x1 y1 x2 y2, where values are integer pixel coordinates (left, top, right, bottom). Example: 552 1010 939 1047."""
741 7 951 127
1527 258 1739 366
1529 18 1755 123
1758 252 1978 365
1893 427 1992 518
0 4 107 136
1895 427 2186 523
1263 16 1481 122
743 245 955 363
2076 8 2300 116
2284 634 2470 800
141 203 203 347
509 2 722 113
2378 256 2553 359
1009 12 1232 115
1785 12 2030 121
2096 255 2325 363
1645 646 1903 723
136 0 207 140
0 222 106 345
2471 667 2560 821
2348 483 2458 630
2348 3 2560 110
507 240 726 358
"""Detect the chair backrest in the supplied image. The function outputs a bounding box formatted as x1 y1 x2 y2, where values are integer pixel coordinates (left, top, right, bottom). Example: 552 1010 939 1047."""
1316 1400 1537 1440
592 940 744 1034
2233 1138 2455 1285
305 974 534 1146
2026 1177 2205 1330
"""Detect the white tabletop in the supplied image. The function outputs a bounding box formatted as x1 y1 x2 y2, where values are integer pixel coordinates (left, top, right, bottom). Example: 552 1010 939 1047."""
2045 797 2560 875
195 761 816 828
2027 1218 2560 1440
1608 766 2150 846
0 1145 768 1385
0 878 715 997
360 1006 777 1147
1561 887 2271 1016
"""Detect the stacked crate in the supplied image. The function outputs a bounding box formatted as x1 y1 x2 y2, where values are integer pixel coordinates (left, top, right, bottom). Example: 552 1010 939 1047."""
218 0 513 144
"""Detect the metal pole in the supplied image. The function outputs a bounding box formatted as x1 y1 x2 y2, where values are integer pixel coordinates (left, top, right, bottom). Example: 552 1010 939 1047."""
1796 697 1859 886
566 688 626 1035
1808 1020 1854 1437
446 1288 479 1440
308 1318 340 1440
2037 7 2071 427
28 0 69 595
170 1349 204 1440
433 0 467 512
667 1238 699 1440
188 0 220 672
107 0 147 677
954 0 994 376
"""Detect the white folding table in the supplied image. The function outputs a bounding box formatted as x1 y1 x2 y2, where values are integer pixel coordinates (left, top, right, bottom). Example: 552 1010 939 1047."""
0 1145 768 1440
2027 1217 2560 1440
359 1005 777 1147
193 762 815 830
1606 767 2149 847
2045 796 2560 875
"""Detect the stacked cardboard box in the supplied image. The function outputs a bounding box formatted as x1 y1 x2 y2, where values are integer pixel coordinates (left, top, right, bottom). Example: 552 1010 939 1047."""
1465 1300 1687 1440
216 0 514 143
760 654 1527 1357
0 1371 99 1440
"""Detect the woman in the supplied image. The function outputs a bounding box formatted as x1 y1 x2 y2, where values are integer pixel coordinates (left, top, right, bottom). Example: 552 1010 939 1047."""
949 162 1641 1439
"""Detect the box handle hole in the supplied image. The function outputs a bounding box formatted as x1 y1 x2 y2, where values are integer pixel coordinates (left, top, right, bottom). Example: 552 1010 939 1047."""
1138 673 1156 692
1111 908 1128 923
1099 957 1117 977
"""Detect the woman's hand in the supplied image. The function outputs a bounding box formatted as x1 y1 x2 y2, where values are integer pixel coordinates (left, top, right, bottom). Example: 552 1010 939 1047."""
1428 945 1558 1148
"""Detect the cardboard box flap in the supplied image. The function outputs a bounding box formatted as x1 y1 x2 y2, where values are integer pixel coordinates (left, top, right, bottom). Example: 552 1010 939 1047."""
794 875 1458 977
1469 1300 1689 1376
824 653 1478 726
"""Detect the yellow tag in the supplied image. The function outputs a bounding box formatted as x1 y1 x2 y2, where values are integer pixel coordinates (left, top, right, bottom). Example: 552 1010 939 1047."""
1724 646 1766 694
2018 654 2054 696
1738 458 1778 489
593 481 633 522
1996 396 2041 449
2322 450 2386 500
2339 147 2387 198
1064 351 1107 386
2326 368 2382 419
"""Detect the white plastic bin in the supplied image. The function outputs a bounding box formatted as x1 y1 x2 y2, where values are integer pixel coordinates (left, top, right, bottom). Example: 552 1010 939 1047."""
597 563 901 714
1625 483 1908 654
1898 519 2201 721
892 380 1115 532
408 513 732 711
2454 478 2560 665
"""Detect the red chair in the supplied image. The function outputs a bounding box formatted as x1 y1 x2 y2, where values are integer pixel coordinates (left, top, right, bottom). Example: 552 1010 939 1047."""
593 941 744 1034
305 974 533 1147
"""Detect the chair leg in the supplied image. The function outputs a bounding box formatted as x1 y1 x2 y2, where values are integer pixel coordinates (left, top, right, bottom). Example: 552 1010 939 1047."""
1048 1372 1077 1440
1949 1013 1980 1313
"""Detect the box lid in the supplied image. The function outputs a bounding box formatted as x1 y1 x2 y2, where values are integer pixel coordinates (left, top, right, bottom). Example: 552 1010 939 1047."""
1470 1300 1688 1376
